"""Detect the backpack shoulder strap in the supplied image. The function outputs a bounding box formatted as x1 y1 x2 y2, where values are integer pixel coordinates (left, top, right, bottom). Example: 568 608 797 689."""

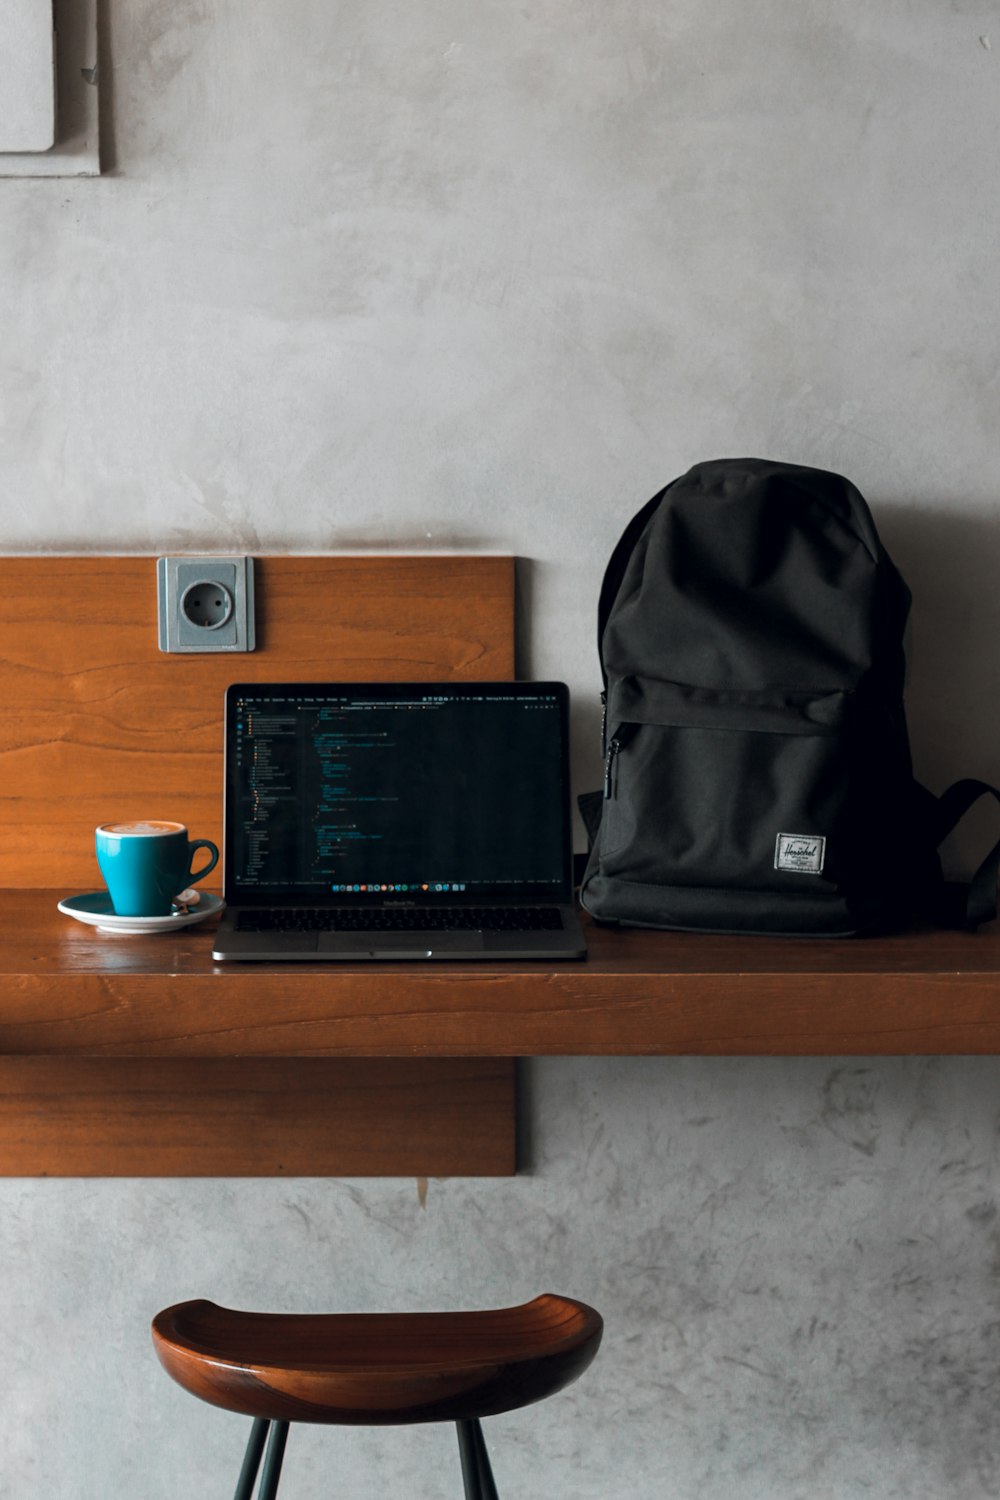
596 486 669 685
928 778 1000 929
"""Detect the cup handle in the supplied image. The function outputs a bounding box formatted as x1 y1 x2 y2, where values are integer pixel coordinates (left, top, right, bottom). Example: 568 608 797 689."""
185 839 219 886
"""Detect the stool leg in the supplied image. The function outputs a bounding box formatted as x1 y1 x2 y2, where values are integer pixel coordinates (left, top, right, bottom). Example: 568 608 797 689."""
456 1419 500 1500
256 1421 289 1500
234 1419 270 1500
470 1420 500 1500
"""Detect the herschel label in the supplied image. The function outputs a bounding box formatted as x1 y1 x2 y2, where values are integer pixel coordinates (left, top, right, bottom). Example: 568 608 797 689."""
774 833 826 874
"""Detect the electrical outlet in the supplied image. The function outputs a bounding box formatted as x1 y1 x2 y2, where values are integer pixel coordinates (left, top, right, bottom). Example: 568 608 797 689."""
157 556 255 653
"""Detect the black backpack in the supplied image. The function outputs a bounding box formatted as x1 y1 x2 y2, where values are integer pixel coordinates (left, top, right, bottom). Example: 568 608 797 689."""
579 458 1000 936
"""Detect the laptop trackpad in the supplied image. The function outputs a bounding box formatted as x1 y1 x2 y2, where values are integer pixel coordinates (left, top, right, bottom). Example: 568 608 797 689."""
318 930 484 958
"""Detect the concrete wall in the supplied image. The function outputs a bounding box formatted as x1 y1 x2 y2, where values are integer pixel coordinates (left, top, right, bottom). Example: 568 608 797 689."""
2 2 1000 1495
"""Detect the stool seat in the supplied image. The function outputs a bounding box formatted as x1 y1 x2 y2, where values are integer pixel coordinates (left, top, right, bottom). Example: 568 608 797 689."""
152 1294 603 1427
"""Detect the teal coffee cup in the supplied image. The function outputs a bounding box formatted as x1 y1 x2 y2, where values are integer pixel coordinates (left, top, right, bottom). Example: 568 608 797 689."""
95 820 219 917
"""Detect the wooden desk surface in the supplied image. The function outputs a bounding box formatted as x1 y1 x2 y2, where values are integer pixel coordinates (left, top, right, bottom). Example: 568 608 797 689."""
6 890 1000 1057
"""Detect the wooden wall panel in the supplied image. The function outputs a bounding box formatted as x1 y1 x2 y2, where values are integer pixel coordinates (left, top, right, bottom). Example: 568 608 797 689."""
0 555 517 1175
0 556 514 889
0 1057 516 1176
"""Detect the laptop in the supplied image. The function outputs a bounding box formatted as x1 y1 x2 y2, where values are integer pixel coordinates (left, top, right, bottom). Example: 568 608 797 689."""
211 681 587 961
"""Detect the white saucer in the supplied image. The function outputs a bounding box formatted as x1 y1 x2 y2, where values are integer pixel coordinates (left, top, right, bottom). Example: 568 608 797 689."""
57 891 226 935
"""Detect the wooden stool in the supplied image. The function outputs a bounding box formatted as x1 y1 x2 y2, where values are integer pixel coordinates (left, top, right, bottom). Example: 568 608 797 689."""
152 1293 603 1499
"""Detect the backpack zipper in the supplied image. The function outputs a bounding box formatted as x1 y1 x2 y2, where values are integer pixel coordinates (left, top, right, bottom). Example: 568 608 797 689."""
603 736 621 799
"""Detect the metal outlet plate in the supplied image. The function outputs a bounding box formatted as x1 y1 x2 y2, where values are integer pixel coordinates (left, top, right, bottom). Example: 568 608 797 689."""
157 556 255 653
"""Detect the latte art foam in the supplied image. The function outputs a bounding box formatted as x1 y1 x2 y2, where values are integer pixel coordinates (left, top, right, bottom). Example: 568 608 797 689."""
100 820 184 837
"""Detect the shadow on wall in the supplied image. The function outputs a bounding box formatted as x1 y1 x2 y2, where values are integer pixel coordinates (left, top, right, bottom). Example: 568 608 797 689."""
872 502 1000 878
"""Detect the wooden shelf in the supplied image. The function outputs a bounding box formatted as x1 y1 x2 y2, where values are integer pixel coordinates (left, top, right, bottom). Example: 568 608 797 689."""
4 892 1000 1175
5 891 1000 1058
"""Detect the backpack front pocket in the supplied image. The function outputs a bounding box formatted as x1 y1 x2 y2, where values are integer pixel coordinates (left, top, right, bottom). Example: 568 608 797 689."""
599 677 860 894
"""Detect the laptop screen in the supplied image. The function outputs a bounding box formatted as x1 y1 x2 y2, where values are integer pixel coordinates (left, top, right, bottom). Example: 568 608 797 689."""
224 682 573 904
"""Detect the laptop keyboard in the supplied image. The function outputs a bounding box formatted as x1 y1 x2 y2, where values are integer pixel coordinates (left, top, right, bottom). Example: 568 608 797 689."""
235 906 564 933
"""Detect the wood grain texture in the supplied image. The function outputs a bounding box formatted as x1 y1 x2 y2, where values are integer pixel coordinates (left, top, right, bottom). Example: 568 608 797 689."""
0 556 514 888
5 893 1000 1056
152 1294 603 1424
0 555 516 1174
0 1057 515 1176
